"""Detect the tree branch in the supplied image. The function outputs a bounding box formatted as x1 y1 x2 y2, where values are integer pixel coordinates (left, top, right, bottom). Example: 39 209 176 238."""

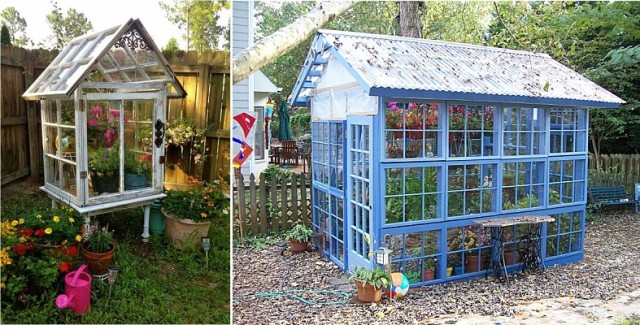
233 1 357 83
492 1 523 48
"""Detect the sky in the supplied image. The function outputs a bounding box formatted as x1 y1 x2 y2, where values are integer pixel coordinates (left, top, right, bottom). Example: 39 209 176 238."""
1 0 228 50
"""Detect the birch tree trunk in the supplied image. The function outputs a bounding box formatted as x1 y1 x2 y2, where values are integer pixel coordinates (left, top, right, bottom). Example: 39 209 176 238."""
233 1 358 84
399 1 422 38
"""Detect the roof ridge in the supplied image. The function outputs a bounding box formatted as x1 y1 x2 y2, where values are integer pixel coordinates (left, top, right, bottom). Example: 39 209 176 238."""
317 29 551 58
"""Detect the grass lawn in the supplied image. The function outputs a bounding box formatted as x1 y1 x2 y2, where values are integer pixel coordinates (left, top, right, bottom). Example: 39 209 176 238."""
1 183 230 324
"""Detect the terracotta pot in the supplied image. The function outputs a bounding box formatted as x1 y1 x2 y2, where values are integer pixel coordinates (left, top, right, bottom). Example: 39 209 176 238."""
466 254 481 272
163 209 211 249
81 242 115 276
289 239 310 253
355 279 382 303
423 268 435 281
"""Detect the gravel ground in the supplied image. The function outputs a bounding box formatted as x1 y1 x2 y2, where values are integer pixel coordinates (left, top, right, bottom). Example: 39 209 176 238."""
233 212 640 324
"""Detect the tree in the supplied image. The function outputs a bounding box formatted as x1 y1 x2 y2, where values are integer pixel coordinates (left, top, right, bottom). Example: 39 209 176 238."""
0 7 28 47
163 37 180 52
398 1 422 38
233 1 358 83
46 1 93 49
1 24 11 45
421 2 492 44
160 0 229 53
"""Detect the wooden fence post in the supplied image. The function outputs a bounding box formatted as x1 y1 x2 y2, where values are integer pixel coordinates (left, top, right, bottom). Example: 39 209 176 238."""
235 172 247 239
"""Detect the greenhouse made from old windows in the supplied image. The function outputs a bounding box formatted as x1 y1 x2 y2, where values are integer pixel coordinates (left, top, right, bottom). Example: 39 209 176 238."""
22 19 186 240
289 30 624 286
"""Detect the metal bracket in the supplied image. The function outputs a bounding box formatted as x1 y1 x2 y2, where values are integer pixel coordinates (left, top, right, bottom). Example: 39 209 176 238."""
80 171 87 179
159 155 165 164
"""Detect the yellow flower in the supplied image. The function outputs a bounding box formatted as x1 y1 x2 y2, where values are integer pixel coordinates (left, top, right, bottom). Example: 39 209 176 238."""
10 220 18 227
45 228 52 234
201 212 207 218
62 240 68 245
19 236 27 243
76 235 82 242
68 217 75 223
53 216 60 223
19 218 25 224
36 214 42 219
364 234 371 245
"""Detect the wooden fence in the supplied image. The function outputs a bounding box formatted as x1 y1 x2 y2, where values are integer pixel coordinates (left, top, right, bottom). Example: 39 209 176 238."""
234 172 312 238
588 154 640 194
0 45 229 188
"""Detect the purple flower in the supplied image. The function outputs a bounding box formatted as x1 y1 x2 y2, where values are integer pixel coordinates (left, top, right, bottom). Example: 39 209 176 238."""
88 119 98 127
104 129 117 148
110 110 120 118
91 106 101 116
408 102 418 109
390 104 399 111
388 102 396 108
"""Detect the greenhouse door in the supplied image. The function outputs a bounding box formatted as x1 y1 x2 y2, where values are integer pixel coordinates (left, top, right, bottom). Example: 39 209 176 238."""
346 116 373 271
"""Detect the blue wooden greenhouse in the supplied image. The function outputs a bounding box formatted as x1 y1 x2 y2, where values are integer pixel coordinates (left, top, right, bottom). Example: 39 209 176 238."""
288 30 624 286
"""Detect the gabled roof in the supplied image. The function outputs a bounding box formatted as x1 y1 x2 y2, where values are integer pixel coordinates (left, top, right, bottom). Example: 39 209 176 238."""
289 30 625 108
254 71 281 93
23 19 186 100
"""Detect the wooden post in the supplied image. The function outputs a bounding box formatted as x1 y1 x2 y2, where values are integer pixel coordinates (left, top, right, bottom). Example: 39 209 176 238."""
291 173 299 225
236 171 247 239
270 174 278 232
249 173 258 235
259 173 268 234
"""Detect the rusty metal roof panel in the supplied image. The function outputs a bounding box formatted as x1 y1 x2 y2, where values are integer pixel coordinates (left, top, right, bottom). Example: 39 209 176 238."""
313 29 624 106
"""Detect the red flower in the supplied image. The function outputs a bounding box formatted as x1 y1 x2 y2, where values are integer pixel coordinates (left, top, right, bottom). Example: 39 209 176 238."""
34 229 45 237
13 244 27 256
21 229 34 237
25 242 35 251
64 246 78 257
59 261 72 273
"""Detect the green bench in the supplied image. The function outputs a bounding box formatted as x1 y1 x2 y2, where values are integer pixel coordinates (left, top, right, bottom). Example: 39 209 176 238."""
588 186 637 212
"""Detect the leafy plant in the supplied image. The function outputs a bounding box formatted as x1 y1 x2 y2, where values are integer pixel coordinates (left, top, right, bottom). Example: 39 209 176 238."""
88 145 119 175
85 223 113 253
124 151 150 176
349 266 391 290
424 257 436 270
162 177 230 223
285 223 313 243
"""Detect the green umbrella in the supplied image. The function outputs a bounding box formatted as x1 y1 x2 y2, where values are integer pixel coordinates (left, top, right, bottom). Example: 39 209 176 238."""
278 100 292 141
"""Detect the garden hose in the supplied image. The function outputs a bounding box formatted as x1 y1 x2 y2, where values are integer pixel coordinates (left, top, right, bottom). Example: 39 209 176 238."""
238 289 350 305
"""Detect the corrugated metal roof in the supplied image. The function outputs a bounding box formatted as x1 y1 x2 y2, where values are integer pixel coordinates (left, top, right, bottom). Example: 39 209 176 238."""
290 29 624 107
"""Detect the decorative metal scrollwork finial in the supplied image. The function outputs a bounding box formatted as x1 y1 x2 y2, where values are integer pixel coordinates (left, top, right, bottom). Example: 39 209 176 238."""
115 28 151 52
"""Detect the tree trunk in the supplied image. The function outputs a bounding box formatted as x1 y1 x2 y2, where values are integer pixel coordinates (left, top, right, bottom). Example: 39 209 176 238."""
399 1 422 38
590 122 602 171
233 1 358 84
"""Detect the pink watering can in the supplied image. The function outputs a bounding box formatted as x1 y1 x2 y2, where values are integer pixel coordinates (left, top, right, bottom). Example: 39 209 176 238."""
56 264 92 313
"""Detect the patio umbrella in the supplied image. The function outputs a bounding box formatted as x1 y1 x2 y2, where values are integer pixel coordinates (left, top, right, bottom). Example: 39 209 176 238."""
278 100 292 141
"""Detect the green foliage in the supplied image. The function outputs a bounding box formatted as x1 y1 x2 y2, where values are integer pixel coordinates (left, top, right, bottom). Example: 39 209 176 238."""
88 145 120 175
422 2 491 43
0 7 29 47
85 223 114 253
124 151 150 175
234 234 284 249
349 266 392 290
285 223 313 243
20 208 83 246
1 24 11 45
290 108 311 138
160 0 230 52
163 37 180 52
162 178 230 223
46 1 93 49
262 164 294 183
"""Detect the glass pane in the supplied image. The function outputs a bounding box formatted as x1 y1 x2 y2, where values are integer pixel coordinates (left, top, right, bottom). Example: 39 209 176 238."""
44 126 59 156
87 100 122 196
59 100 75 126
44 157 77 198
124 100 154 191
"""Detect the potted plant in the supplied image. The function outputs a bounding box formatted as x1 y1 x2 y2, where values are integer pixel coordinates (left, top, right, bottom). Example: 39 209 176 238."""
350 266 391 303
22 208 83 253
162 178 229 249
88 146 120 194
285 223 313 253
424 258 436 281
124 151 150 190
81 223 115 277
